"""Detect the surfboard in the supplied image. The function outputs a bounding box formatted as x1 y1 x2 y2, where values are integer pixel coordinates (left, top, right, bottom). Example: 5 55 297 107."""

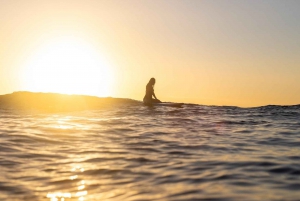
151 102 184 107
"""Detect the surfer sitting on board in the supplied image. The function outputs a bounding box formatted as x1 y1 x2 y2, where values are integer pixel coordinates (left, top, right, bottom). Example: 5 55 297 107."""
143 78 161 105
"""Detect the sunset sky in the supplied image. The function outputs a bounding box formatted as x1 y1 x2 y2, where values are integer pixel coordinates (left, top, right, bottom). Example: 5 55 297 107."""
1 0 299 107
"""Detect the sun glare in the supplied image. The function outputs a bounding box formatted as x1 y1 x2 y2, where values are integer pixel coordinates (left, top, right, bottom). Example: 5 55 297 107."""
21 36 113 97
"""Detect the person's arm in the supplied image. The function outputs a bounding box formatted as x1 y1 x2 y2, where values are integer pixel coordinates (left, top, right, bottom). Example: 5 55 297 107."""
152 90 161 102
153 91 158 100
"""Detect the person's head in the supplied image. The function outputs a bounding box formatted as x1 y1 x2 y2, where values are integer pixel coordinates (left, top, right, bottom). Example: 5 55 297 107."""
149 78 156 86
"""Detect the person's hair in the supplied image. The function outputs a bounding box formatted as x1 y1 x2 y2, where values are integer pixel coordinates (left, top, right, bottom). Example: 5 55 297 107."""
148 78 155 86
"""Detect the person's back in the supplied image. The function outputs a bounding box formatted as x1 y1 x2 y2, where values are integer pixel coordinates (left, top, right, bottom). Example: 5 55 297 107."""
144 82 153 99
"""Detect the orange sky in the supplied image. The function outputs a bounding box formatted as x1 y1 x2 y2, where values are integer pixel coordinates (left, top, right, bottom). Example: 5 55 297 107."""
1 0 300 107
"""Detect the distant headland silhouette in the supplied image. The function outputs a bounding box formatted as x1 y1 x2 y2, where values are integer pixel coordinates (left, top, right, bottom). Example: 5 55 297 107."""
1 91 299 113
0 91 138 113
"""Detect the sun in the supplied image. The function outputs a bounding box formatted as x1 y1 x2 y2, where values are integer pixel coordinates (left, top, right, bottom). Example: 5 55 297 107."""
21 36 114 97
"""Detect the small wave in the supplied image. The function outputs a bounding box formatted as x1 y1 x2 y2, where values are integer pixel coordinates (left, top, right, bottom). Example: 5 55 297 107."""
1 95 300 200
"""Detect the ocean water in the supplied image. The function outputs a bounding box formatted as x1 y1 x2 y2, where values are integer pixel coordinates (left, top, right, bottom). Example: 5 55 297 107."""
1 103 300 201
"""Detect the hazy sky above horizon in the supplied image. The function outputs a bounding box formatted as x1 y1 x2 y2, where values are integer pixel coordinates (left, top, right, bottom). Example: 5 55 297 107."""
1 0 300 106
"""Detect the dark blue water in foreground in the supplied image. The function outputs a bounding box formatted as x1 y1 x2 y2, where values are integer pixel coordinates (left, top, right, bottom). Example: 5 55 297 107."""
1 103 300 201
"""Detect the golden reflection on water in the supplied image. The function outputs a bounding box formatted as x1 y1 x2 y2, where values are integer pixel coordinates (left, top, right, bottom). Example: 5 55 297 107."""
49 116 90 130
54 117 72 130
47 166 87 201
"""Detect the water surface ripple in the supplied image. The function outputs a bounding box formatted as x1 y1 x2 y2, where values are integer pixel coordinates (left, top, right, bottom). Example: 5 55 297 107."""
0 104 300 200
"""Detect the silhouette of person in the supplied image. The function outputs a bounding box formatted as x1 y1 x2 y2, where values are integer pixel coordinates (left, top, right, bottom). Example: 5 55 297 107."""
143 78 161 105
